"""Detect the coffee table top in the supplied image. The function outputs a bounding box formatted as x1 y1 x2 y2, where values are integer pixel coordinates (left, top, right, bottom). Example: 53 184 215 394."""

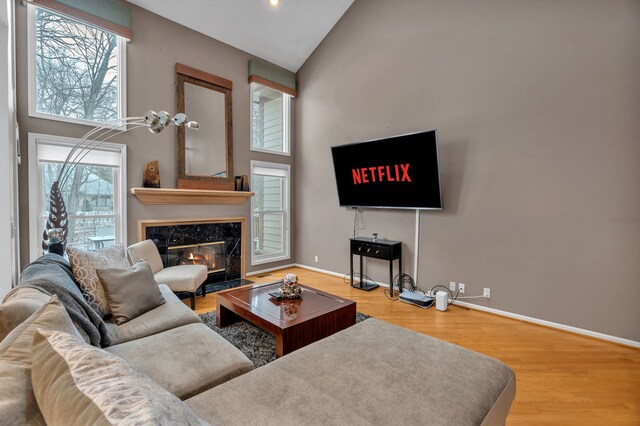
217 281 355 328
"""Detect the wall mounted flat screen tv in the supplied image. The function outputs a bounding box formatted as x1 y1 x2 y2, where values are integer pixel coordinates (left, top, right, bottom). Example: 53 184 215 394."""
331 130 443 210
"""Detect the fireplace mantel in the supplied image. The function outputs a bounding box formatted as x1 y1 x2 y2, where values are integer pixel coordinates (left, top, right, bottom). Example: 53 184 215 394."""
130 187 254 205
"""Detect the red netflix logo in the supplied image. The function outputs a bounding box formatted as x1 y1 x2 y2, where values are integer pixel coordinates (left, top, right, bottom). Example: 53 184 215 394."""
352 163 411 185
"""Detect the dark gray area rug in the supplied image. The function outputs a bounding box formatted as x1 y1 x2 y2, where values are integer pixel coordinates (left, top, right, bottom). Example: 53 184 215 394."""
200 311 372 368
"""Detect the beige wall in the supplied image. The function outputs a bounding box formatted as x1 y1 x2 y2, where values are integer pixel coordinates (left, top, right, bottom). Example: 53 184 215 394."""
15 2 294 274
295 0 640 341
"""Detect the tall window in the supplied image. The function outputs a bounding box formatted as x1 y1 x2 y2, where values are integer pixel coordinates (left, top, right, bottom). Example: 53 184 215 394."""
28 134 127 261
251 161 290 265
251 83 291 155
28 5 126 124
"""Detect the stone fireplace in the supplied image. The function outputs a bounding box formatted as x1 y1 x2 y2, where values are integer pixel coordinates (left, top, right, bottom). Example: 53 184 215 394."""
138 218 247 289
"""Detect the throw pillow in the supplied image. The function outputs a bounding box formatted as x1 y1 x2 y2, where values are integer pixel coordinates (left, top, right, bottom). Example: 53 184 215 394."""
66 244 130 318
0 286 51 342
96 261 166 325
31 329 209 426
0 295 81 426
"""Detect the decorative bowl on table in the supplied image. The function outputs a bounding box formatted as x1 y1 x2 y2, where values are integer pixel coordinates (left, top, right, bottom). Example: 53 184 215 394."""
280 273 303 299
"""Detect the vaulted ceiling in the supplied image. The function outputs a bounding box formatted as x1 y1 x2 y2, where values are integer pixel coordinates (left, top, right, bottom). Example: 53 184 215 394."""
126 0 354 72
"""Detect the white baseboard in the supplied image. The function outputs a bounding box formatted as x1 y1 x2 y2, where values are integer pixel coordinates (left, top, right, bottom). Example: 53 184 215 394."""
452 300 640 349
294 263 639 349
246 263 297 277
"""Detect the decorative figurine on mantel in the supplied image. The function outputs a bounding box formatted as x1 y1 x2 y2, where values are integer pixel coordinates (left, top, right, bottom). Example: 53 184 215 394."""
280 273 302 299
143 160 161 188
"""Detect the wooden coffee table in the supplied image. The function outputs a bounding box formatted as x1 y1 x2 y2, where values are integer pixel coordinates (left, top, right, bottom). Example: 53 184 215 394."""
216 282 356 357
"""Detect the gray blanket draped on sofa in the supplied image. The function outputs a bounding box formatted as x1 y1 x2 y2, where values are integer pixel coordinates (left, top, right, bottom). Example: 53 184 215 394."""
18 253 112 347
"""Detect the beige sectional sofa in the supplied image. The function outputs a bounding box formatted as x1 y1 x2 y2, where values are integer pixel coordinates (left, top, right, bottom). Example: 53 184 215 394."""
0 253 516 425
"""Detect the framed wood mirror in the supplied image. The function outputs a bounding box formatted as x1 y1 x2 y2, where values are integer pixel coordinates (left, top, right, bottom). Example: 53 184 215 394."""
176 63 234 190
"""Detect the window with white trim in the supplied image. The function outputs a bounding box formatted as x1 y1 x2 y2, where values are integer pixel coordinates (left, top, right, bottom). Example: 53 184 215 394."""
251 161 290 265
28 5 127 125
251 83 291 155
28 133 127 261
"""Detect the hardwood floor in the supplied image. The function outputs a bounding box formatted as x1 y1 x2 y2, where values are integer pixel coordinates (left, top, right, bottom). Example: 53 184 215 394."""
185 266 640 425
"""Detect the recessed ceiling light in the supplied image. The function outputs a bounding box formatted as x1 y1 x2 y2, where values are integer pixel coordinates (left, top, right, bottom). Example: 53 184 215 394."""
269 0 279 6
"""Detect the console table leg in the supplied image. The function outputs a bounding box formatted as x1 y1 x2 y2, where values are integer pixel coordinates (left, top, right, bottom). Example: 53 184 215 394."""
389 259 394 297
350 253 354 287
399 254 403 294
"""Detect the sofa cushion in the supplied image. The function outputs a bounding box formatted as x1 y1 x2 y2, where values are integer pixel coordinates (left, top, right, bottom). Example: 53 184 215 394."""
106 323 254 399
0 296 82 426
31 329 209 426
154 264 208 293
96 260 166 325
185 318 516 426
0 286 51 342
105 284 202 345
66 244 130 317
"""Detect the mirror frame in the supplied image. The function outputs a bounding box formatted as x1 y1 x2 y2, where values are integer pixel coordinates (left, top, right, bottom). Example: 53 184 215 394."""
176 63 233 189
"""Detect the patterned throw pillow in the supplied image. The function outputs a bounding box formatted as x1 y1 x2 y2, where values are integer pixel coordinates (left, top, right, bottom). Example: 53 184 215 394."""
66 244 130 318
31 329 209 426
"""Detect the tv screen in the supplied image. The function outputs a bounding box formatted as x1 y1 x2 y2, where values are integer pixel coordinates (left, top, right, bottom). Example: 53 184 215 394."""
331 130 443 210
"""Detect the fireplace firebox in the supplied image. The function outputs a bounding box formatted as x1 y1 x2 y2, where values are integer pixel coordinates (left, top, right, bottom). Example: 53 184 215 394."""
167 242 225 273
139 218 247 290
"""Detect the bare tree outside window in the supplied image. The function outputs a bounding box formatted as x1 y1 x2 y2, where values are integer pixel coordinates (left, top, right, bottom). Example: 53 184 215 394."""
35 8 119 122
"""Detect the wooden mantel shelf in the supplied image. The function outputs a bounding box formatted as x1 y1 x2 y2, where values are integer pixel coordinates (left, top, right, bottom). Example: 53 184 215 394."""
130 187 254 205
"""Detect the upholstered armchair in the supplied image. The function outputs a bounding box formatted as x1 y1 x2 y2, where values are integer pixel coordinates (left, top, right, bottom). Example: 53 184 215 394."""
127 239 208 310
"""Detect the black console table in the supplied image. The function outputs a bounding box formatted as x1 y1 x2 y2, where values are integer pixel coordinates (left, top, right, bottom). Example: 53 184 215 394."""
350 237 402 297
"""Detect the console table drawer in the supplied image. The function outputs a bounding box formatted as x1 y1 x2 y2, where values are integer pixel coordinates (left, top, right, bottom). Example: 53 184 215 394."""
351 243 391 259
350 238 401 260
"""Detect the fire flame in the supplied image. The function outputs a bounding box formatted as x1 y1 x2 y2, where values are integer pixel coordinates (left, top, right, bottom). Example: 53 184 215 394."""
181 251 214 269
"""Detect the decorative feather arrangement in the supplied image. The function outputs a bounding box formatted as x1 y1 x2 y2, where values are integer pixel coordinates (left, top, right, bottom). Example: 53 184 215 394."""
42 180 68 251
41 111 198 251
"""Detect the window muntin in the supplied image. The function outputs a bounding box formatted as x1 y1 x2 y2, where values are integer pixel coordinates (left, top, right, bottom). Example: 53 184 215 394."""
250 83 290 155
251 161 290 264
29 6 126 125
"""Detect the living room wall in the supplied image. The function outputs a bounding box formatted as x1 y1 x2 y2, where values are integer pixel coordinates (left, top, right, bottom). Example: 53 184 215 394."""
14 2 294 274
295 0 640 341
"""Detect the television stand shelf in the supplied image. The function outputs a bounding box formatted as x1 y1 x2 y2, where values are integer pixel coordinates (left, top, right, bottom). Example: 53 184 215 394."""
350 237 402 296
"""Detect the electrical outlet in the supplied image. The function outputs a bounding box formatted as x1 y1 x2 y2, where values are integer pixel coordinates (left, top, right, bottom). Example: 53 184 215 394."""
314 255 319 263
483 288 491 299
458 283 465 294
449 281 456 291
